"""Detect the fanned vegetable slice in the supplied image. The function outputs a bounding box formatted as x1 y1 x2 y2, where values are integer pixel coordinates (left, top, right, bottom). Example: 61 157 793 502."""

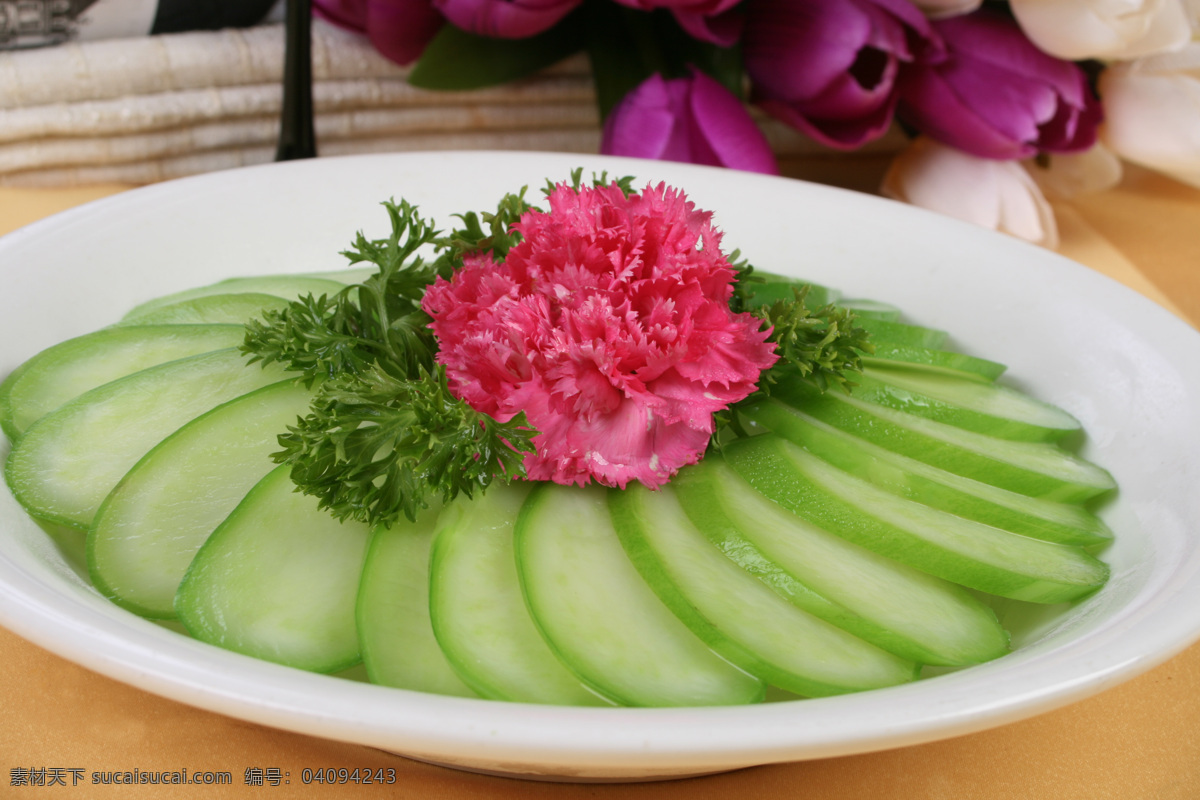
724 434 1109 603
671 457 1010 666
767 376 1115 502
5 348 287 529
89 379 315 619
0 324 244 440
176 465 371 673
122 275 345 320
609 483 920 697
853 363 1081 442
356 507 478 698
739 399 1112 546
516 483 764 706
119 293 290 326
428 482 609 706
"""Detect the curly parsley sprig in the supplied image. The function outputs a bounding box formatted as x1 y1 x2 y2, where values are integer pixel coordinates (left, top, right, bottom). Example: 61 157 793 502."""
243 198 441 384
276 365 536 526
714 279 874 450
242 197 539 526
755 286 873 394
430 186 534 269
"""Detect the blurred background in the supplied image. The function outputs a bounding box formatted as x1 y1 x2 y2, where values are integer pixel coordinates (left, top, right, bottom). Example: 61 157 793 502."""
0 0 904 193
1 0 1197 310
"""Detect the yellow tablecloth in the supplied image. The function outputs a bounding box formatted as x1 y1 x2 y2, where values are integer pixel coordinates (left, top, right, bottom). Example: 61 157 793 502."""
1 165 1198 799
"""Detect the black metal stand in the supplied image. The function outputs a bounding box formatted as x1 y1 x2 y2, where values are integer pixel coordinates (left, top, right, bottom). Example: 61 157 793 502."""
276 0 316 161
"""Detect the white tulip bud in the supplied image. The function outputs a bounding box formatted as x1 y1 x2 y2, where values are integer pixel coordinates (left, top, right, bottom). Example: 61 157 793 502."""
909 0 982 18
1100 43 1200 189
882 137 1059 249
1009 0 1192 61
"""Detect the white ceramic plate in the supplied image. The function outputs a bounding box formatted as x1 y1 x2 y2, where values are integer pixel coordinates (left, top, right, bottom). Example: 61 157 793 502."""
2 152 1199 781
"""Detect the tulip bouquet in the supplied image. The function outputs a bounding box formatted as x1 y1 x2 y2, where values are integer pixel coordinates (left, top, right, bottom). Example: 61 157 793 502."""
312 0 1199 248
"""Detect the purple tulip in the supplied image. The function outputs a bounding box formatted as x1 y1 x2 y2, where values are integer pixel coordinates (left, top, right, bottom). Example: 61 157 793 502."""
898 10 1103 160
433 0 582 38
600 69 779 175
742 0 941 150
611 0 745 46
313 0 443 64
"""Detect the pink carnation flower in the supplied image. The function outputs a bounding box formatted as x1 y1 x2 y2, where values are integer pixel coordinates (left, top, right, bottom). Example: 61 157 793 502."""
422 181 777 488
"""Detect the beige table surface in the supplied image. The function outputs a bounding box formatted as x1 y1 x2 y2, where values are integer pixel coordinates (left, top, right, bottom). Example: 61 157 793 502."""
1 164 1198 799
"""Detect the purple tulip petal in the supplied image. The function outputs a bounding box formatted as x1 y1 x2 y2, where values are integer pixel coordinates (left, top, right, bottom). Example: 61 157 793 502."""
660 80 698 163
868 0 937 34
897 8 1101 159
755 60 899 148
686 70 779 173
365 0 444 64
936 11 1083 105
611 0 740 13
601 70 778 175
1037 73 1102 152
745 0 874 101
314 0 443 65
313 0 367 31
899 65 1039 159
673 6 744 47
433 0 581 38
937 58 1058 145
800 54 899 118
743 0 941 151
759 92 897 150
601 75 677 161
610 0 744 43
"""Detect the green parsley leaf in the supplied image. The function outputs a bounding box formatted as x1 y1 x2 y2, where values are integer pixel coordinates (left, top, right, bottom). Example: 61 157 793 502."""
755 286 873 394
714 283 873 450
430 186 535 271
242 196 536 526
242 198 440 384
275 365 537 527
553 168 636 196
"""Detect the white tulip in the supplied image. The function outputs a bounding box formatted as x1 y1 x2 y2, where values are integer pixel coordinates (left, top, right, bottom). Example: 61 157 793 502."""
1009 0 1192 61
882 137 1059 249
1188 0 1200 26
1100 44 1200 189
1026 144 1124 199
910 0 982 18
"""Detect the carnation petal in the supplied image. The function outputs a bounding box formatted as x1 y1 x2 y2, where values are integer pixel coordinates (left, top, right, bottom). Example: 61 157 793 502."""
521 392 709 489
425 181 773 488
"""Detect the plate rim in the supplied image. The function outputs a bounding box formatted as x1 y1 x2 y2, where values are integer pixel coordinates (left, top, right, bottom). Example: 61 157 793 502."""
2 150 1199 777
